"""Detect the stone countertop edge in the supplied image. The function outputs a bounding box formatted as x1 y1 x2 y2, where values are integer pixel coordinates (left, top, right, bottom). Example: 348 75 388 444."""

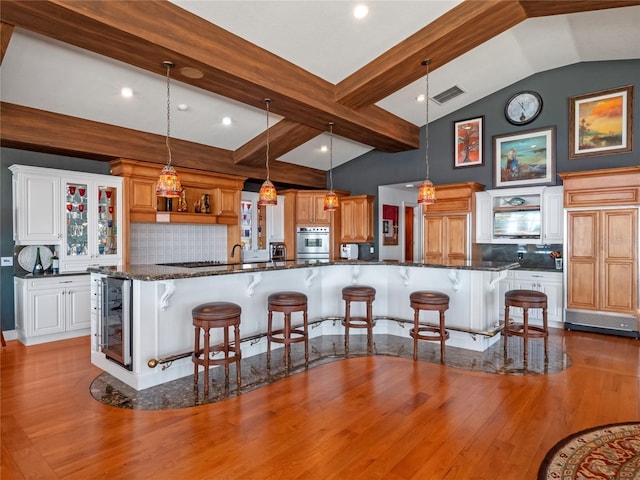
87 260 523 281
14 271 91 280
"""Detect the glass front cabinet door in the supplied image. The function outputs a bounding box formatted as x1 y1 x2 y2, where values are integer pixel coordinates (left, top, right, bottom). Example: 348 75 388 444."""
60 174 123 272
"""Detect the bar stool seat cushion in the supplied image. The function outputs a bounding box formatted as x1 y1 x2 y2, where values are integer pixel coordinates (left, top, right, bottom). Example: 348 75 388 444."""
268 292 307 307
192 302 242 322
342 285 376 298
410 291 450 306
505 289 547 306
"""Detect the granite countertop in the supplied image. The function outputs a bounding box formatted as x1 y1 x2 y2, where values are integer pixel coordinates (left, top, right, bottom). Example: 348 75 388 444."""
87 259 521 281
14 271 90 280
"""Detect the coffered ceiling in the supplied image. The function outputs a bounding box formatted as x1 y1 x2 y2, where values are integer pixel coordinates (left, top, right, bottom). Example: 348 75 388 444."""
1 1 639 188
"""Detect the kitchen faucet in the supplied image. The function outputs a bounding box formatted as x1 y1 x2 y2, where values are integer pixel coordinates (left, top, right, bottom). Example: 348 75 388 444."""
231 243 243 263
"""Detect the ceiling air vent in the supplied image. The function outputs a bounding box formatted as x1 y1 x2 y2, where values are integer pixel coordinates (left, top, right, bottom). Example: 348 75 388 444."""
432 85 465 105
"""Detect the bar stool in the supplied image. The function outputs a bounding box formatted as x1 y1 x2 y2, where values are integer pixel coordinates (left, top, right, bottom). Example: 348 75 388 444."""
342 285 376 353
192 302 242 396
267 291 309 371
409 291 450 363
503 289 548 363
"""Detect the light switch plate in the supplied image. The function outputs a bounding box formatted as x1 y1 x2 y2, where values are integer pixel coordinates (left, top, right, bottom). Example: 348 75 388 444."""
1 257 13 266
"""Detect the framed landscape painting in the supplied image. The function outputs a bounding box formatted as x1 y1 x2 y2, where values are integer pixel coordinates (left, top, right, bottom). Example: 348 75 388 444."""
494 126 555 188
569 85 633 159
453 116 483 168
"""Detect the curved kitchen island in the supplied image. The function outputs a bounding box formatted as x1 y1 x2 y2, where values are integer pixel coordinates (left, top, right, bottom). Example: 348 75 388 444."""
89 260 518 390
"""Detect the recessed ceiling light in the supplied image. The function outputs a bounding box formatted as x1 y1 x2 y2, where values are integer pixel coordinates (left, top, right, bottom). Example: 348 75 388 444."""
177 104 188 111
320 145 328 153
222 116 232 126
405 184 415 188
416 94 426 102
120 87 133 98
353 4 368 19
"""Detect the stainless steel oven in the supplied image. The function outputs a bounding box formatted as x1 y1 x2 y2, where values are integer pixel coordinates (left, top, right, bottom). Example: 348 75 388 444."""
100 277 133 370
296 226 330 262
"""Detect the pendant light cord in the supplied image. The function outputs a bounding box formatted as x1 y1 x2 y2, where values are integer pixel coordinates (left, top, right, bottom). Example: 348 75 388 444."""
328 122 334 190
164 61 174 166
264 98 271 181
423 59 430 180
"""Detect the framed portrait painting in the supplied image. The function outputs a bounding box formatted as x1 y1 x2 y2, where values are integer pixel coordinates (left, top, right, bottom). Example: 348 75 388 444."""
494 126 555 188
569 85 633 159
453 116 483 168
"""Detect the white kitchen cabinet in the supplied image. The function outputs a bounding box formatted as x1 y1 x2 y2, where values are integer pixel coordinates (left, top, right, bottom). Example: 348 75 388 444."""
10 165 123 272
9 165 62 245
267 195 285 242
475 186 563 245
60 174 123 273
474 191 492 243
14 275 91 345
541 186 563 244
499 270 563 326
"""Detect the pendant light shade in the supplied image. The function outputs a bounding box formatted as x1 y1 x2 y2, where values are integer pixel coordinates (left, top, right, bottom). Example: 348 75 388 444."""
417 59 436 205
323 122 339 211
258 98 277 206
156 61 182 198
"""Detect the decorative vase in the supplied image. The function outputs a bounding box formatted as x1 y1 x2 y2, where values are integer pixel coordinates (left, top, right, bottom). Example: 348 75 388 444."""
555 258 563 270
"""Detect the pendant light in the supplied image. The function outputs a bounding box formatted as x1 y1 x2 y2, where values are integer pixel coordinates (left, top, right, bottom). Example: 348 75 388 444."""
258 98 277 206
323 122 339 211
417 59 436 205
156 61 182 198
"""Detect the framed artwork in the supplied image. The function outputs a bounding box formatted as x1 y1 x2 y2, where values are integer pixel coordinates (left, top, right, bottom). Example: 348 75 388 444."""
494 126 555 188
569 85 633 159
453 116 483 168
382 204 398 246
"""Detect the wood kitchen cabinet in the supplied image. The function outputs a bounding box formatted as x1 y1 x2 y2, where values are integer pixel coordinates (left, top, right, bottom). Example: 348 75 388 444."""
14 275 91 345
566 208 637 313
283 189 348 260
341 195 374 243
498 270 563 325
110 159 246 264
424 214 468 264
422 182 485 263
560 167 639 336
110 159 245 224
295 191 332 225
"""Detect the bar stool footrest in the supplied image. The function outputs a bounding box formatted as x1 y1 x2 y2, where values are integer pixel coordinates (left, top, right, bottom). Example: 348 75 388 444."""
504 323 547 338
341 317 376 329
410 326 450 342
269 328 307 344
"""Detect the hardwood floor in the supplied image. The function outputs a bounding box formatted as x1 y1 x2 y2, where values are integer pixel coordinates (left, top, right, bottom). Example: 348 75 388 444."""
2 329 639 479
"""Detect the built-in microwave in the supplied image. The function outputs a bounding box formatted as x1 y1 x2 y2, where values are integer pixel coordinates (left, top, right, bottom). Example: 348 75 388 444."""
493 209 541 239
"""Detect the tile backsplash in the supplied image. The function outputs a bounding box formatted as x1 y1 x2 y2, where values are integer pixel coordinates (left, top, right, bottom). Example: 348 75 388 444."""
130 223 227 265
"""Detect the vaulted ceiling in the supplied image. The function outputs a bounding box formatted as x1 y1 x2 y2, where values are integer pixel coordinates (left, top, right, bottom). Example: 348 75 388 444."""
1 1 639 188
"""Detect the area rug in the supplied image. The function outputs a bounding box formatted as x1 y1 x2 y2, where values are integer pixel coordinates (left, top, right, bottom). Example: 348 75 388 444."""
538 422 640 480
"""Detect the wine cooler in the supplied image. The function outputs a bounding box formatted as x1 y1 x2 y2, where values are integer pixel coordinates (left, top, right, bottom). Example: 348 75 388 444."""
100 276 133 370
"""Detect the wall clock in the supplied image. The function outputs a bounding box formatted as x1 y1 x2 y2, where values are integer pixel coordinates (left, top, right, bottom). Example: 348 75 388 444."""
505 90 543 125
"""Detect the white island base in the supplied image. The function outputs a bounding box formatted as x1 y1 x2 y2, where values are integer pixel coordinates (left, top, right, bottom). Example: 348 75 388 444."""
91 263 512 390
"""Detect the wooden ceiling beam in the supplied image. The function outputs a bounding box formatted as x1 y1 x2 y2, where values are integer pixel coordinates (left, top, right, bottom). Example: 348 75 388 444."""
0 21 14 64
233 120 322 167
0 0 418 153
518 0 640 17
336 0 640 109
0 102 327 188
